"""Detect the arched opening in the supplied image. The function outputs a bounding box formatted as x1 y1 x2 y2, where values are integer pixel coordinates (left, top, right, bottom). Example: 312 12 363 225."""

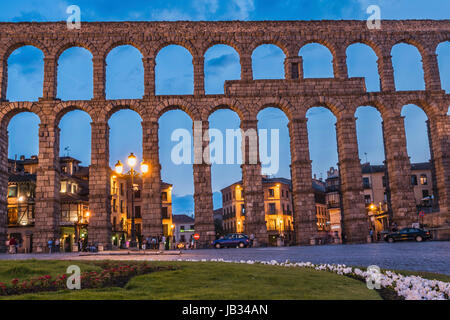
109 109 143 169
299 43 334 78
355 106 385 165
257 107 294 241
7 46 44 101
355 106 388 223
6 112 40 236
159 110 194 217
58 110 92 165
8 112 40 160
57 47 93 100
391 43 425 91
401 104 431 163
346 43 380 92
252 44 285 80
204 45 240 94
156 45 194 95
306 107 338 179
208 109 242 234
436 41 450 93
106 45 144 99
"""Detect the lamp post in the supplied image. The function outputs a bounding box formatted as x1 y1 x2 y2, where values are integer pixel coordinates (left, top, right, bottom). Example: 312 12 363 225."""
115 153 149 248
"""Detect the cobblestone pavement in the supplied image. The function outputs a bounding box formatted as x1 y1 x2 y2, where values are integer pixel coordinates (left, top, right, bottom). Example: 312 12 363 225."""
1 241 449 275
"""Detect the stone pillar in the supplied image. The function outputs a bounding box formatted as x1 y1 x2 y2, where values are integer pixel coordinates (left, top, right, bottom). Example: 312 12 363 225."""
0 128 8 253
336 116 368 243
288 118 320 245
34 121 61 252
240 54 253 81
88 121 112 249
240 119 268 246
378 53 396 92
42 56 58 100
92 56 106 100
142 56 156 97
382 115 417 227
193 56 205 96
0 58 7 101
284 56 303 79
333 49 348 79
422 53 442 91
192 120 215 247
141 120 163 237
427 115 450 216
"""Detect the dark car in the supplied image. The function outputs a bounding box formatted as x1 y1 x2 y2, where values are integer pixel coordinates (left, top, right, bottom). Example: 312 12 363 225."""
212 234 250 248
384 228 432 243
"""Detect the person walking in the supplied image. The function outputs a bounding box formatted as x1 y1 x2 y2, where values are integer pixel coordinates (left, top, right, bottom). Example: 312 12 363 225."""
48 238 54 254
9 236 17 254
55 238 60 253
142 237 147 251
369 229 374 242
249 233 255 248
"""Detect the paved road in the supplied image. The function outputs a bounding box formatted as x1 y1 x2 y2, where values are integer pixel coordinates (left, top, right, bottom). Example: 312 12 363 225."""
1 241 449 275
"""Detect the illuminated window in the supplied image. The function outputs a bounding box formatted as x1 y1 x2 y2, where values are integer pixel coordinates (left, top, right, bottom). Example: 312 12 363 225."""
269 188 274 197
420 174 428 185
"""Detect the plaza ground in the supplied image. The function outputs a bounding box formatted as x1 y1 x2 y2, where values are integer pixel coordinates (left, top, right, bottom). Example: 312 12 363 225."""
2 241 449 275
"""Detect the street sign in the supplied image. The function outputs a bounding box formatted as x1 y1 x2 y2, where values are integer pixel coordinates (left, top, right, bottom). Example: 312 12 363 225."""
419 211 425 217
193 233 200 240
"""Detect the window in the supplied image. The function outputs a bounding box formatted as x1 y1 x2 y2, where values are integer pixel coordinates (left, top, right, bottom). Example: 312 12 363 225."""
134 189 141 199
161 192 167 201
162 206 169 219
120 183 124 196
363 177 370 188
286 190 289 198
411 175 418 185
269 203 276 214
120 200 124 213
8 185 18 198
112 199 117 212
281 190 284 197
382 176 387 187
241 204 245 215
135 205 141 218
190 225 194 230
420 174 428 185
180 225 185 231
269 188 274 197
422 190 429 198
364 194 372 204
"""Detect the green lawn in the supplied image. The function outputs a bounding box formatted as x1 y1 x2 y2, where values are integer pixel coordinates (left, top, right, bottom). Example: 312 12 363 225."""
0 261 382 300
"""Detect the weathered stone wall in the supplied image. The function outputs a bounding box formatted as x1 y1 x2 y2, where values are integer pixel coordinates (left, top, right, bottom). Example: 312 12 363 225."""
0 20 449 251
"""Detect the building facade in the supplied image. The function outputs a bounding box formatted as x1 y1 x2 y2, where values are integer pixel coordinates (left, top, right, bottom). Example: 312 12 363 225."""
326 162 436 241
6 155 173 252
172 214 195 244
221 177 327 245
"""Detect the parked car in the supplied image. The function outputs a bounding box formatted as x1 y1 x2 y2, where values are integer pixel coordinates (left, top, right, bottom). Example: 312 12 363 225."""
384 228 432 243
212 234 250 248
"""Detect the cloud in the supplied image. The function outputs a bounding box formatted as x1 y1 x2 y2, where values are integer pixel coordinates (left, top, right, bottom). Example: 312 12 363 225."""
206 53 239 68
228 0 255 20
151 8 193 21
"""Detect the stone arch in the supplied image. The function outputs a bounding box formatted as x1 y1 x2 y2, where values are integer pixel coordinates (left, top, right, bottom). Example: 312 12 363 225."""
104 100 145 123
254 97 295 122
391 41 426 91
2 39 49 62
153 40 198 59
346 42 381 92
297 39 338 60
392 38 428 59
396 97 441 119
53 40 97 61
53 101 95 127
251 43 286 80
248 38 290 58
298 42 335 78
0 102 42 132
300 97 346 119
201 39 242 57
206 98 248 121
155 98 199 121
346 39 383 60
102 40 146 60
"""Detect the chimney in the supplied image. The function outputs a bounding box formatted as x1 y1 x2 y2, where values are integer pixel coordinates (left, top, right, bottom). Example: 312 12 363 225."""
20 155 25 161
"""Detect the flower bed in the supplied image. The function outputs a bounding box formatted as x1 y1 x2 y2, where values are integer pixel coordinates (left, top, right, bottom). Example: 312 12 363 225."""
177 258 450 300
0 262 176 296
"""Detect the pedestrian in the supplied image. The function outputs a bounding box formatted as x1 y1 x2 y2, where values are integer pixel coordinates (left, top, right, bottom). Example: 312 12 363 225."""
369 229 374 242
151 237 157 250
55 238 60 253
48 238 54 254
142 237 147 251
249 233 255 247
9 236 17 254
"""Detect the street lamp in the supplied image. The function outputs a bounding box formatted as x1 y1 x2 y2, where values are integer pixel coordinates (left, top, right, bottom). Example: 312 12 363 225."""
114 153 150 248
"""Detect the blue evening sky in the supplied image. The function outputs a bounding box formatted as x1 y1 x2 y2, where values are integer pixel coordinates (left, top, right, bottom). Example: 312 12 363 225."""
3 0 450 215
